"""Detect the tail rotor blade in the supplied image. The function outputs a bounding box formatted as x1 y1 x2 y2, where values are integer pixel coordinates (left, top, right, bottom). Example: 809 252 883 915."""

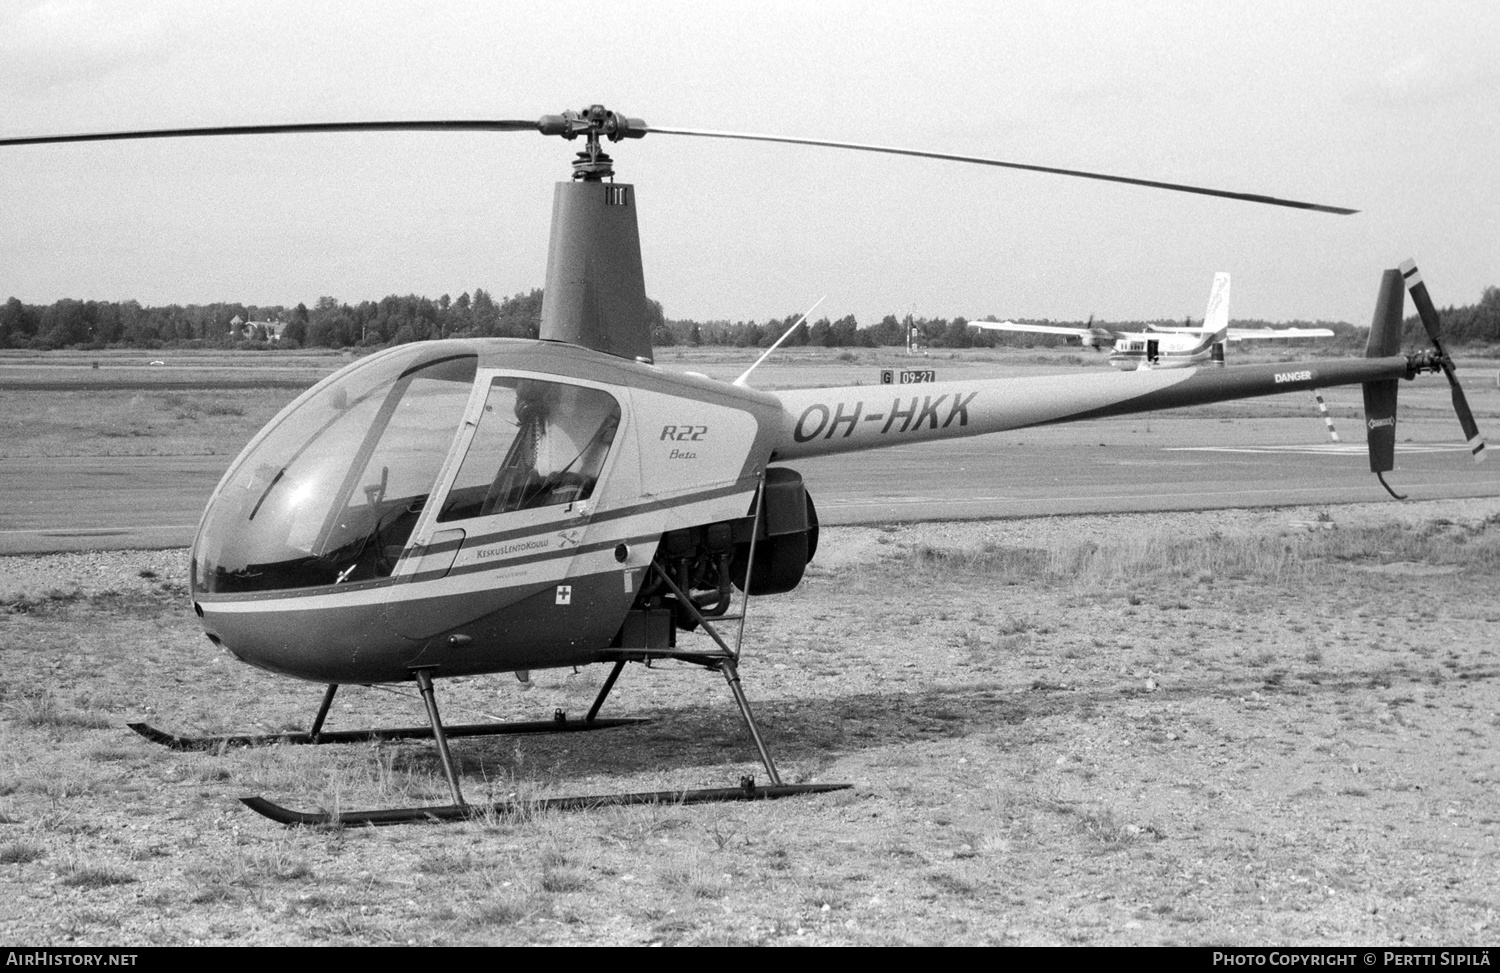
1447 373 1486 461
1400 259 1444 347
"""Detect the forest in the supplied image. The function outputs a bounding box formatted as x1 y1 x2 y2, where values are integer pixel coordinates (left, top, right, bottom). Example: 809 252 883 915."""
2 282 1497 353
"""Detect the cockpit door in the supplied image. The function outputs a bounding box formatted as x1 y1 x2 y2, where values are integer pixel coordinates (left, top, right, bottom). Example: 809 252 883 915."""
385 369 630 641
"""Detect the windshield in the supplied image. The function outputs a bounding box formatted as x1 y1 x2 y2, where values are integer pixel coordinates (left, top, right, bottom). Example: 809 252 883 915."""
194 346 477 594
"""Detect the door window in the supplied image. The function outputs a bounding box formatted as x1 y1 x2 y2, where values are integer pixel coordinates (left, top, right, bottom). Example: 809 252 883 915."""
438 378 621 522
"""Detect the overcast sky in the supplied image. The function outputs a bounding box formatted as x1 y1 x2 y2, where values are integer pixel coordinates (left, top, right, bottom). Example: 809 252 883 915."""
1 0 1495 326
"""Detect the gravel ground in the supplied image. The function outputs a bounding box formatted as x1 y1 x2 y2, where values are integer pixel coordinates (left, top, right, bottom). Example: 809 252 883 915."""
807 497 1500 570
0 548 187 600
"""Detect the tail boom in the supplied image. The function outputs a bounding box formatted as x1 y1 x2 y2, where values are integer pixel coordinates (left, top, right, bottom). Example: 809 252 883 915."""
770 356 1413 461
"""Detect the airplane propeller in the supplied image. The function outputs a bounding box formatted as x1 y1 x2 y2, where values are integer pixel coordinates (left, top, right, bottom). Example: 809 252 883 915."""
1401 260 1486 463
1084 315 1113 351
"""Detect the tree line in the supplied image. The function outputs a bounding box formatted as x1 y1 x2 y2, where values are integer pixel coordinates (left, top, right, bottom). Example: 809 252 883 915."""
3 284 1497 352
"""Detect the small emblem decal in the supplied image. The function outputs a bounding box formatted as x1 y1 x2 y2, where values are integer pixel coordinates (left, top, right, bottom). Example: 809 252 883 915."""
660 424 708 441
556 585 572 605
557 529 582 548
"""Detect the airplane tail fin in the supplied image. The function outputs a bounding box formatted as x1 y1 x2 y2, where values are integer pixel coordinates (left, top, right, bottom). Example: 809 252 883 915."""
1203 272 1231 340
1204 272 1230 365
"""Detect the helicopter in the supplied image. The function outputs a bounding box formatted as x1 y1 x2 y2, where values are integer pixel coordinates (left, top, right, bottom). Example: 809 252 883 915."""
1 106 1484 825
970 272 1335 370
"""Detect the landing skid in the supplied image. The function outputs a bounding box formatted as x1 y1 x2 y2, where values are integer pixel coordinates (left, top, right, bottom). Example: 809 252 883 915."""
234 651 845 827
128 714 645 751
243 780 850 827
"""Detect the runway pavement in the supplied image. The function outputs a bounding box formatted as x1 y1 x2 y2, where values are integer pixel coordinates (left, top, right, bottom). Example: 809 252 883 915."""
3 414 1496 555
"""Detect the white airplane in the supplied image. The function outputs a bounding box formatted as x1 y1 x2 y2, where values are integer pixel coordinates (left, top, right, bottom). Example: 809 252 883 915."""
972 274 1335 370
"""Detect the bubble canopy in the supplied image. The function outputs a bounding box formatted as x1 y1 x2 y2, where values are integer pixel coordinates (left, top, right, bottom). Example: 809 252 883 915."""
193 344 479 595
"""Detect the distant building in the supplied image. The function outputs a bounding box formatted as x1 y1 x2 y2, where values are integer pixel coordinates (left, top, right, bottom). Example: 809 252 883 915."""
252 321 289 342
229 315 288 342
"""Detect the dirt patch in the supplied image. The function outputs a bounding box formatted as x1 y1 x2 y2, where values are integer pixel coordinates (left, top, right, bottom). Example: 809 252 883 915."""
0 501 1496 945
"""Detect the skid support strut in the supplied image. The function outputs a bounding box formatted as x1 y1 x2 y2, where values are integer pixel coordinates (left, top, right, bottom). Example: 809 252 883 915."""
416 669 465 808
717 656 781 786
585 659 628 723
308 684 337 741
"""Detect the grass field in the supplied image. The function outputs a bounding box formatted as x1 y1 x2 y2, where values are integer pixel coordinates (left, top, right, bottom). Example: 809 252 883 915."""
1 507 1496 945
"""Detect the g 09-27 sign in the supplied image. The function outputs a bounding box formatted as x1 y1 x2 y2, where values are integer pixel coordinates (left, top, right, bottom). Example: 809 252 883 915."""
880 369 936 384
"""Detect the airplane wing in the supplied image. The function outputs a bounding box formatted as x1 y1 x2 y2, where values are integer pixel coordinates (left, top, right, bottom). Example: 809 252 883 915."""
968 321 1096 338
1225 327 1336 341
969 320 1117 350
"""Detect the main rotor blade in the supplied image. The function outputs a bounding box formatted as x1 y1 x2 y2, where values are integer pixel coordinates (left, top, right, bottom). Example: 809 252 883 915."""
0 120 542 148
645 124 1358 215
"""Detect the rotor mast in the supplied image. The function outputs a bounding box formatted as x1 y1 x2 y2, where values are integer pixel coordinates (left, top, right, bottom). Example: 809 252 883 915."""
535 106 655 362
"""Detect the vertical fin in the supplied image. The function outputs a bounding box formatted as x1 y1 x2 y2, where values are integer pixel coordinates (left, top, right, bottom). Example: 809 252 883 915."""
1364 268 1405 359
1362 268 1405 477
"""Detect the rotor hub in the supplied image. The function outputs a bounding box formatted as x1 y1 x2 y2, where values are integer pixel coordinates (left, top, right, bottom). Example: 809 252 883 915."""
536 105 646 181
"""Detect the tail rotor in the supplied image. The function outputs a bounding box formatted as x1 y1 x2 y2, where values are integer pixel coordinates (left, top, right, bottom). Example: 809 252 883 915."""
1400 260 1487 463
1362 260 1486 500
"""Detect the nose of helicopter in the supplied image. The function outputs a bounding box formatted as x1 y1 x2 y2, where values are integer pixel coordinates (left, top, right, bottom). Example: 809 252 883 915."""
196 592 424 683
189 342 481 682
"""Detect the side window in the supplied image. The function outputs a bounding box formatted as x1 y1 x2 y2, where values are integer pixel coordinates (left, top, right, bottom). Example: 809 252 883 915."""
438 378 620 522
